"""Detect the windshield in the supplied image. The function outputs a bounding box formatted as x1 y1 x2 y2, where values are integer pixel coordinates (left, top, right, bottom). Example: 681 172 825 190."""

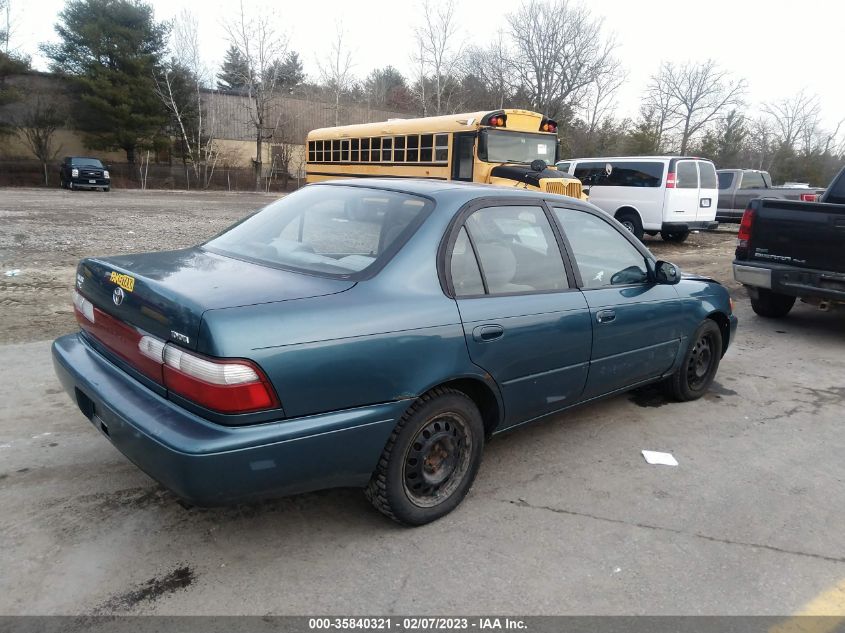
480 130 556 164
71 158 104 168
205 185 433 278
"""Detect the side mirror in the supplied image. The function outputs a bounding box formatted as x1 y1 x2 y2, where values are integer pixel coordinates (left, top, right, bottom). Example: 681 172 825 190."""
655 260 681 285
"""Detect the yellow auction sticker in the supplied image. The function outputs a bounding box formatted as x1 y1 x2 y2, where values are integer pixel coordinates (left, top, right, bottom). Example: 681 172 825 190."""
109 271 135 292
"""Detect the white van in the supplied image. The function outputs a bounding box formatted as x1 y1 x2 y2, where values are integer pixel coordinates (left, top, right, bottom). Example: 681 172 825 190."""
555 156 719 242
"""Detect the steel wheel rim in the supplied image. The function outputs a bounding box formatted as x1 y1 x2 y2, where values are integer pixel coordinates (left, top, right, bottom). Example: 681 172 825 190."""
403 412 471 508
621 220 635 233
687 333 714 389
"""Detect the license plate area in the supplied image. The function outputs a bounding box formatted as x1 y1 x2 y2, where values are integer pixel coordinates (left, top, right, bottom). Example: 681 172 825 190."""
89 179 96 184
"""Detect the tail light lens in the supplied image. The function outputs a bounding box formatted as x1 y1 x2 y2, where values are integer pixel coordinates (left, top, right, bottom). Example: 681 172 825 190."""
737 207 755 250
799 193 818 202
162 346 279 414
73 292 279 414
666 172 676 188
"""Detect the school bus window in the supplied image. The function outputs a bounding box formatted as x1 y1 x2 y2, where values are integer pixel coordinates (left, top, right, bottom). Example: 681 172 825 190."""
332 140 341 162
361 138 370 162
371 137 382 162
308 141 315 162
382 137 393 162
341 139 350 161
421 134 434 162
351 138 360 162
394 136 405 162
407 135 419 162
435 134 449 162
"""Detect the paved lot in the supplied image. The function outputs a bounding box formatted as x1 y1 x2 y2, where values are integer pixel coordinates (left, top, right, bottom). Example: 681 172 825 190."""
0 188 843 615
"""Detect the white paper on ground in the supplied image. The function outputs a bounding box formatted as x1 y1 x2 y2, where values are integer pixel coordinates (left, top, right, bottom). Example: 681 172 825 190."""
641 450 678 466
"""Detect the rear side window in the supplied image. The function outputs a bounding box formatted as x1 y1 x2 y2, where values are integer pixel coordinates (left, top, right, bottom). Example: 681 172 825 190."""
740 171 766 189
718 172 734 189
698 162 717 189
450 227 485 297
676 161 699 189
455 206 568 295
574 161 663 187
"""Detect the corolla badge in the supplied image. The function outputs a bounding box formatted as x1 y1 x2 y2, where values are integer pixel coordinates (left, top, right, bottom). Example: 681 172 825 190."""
112 286 125 306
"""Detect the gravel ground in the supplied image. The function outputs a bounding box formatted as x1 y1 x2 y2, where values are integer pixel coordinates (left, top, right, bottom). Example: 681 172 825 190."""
0 186 740 345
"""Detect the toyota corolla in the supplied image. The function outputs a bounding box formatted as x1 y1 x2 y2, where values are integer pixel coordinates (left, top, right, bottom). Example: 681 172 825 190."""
52 179 737 525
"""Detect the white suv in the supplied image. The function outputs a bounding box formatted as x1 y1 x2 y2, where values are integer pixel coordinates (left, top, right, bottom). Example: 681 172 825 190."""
556 156 719 242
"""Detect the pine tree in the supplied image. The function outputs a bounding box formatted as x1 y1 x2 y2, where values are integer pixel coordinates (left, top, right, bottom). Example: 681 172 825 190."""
217 45 251 92
41 0 169 164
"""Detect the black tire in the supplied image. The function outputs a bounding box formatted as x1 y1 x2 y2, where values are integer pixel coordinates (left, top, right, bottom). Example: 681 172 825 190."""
665 319 723 402
365 387 484 526
660 230 690 243
750 289 795 318
68 182 74 191
616 210 644 241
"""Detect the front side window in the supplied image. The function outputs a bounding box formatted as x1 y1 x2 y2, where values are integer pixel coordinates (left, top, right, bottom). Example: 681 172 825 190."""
206 186 432 278
676 161 699 189
480 130 555 164
554 208 649 288
458 205 568 295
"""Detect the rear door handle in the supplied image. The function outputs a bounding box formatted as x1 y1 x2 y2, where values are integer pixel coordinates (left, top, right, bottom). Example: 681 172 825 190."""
472 324 505 342
596 309 616 324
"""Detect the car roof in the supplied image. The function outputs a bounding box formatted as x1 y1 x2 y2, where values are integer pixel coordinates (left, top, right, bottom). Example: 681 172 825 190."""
560 156 711 162
309 178 595 209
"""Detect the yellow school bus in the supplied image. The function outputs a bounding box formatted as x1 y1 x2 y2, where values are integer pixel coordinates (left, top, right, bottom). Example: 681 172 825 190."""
305 109 584 199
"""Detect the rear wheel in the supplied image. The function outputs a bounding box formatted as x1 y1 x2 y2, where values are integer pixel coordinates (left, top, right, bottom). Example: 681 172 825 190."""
616 210 644 241
660 230 690 243
750 289 795 318
365 388 484 526
665 319 723 401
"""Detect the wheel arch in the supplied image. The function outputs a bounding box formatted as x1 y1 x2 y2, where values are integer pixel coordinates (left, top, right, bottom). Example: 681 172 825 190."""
418 376 504 437
614 205 642 223
705 310 731 357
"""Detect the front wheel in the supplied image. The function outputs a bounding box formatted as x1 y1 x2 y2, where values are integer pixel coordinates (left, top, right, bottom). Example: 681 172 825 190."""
365 388 484 526
661 230 690 243
665 320 723 401
750 289 795 318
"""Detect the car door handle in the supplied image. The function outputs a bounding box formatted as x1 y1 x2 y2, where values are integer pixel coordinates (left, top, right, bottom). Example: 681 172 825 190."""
472 324 504 342
596 309 616 324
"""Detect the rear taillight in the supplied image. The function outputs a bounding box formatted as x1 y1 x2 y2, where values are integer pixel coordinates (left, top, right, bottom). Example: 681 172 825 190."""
799 193 818 202
73 292 279 414
737 207 755 250
162 346 279 414
666 172 676 188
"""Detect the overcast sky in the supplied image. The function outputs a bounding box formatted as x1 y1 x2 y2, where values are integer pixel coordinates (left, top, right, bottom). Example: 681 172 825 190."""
8 0 843 128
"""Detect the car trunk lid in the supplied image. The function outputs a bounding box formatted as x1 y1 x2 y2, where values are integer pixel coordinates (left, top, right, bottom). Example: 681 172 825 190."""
76 247 356 350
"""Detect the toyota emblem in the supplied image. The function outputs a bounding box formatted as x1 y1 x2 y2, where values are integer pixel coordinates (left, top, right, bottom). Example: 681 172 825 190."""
112 286 125 306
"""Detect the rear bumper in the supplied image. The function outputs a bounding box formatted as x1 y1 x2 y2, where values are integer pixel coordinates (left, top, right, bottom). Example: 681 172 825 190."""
733 262 845 302
52 333 404 505
661 221 719 232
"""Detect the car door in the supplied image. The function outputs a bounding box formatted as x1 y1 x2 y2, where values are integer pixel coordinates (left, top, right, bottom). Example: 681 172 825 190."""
666 159 700 224
446 201 592 428
734 170 766 211
696 161 718 221
551 205 683 400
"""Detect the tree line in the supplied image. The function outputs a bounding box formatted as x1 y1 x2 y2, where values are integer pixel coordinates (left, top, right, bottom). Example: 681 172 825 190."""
0 0 842 190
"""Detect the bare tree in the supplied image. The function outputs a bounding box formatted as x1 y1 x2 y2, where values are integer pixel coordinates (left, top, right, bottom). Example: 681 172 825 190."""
18 97 64 185
410 38 428 116
763 89 822 151
224 1 289 190
413 0 464 115
647 59 746 155
154 10 220 189
317 22 354 126
460 31 514 110
507 0 617 121
581 59 627 134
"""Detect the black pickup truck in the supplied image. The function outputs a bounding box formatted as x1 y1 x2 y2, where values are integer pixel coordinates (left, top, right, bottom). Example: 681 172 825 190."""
733 167 845 318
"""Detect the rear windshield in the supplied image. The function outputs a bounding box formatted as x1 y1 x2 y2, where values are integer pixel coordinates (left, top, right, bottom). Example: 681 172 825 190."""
205 185 433 278
825 169 845 204
698 161 717 189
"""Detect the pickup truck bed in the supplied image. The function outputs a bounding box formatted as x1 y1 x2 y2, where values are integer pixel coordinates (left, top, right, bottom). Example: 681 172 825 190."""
733 170 845 317
717 169 825 222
